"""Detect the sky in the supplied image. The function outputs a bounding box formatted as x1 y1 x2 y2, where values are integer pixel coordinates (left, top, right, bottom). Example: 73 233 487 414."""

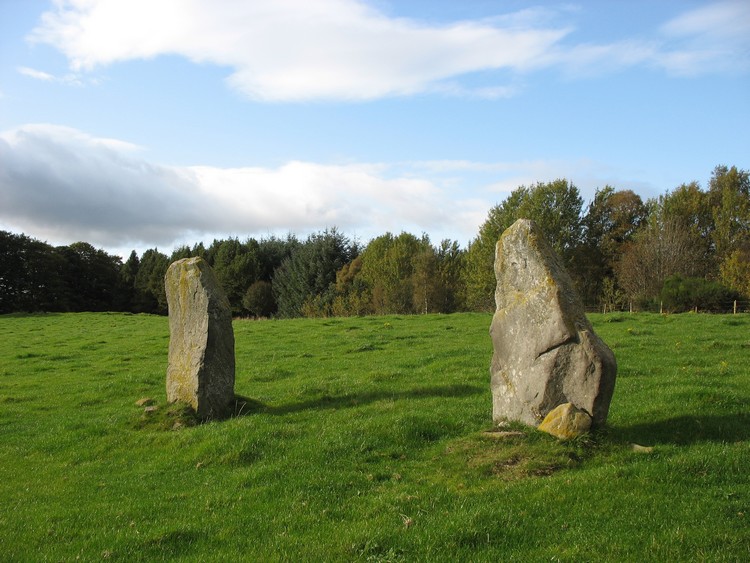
1 0 749 259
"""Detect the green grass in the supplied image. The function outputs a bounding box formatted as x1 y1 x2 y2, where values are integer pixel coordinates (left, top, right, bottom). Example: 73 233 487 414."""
0 311 748 561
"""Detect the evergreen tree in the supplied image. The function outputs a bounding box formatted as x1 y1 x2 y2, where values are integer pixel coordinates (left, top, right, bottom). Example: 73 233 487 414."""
56 242 124 312
272 228 356 318
435 239 466 313
0 231 66 312
209 238 259 315
133 249 169 313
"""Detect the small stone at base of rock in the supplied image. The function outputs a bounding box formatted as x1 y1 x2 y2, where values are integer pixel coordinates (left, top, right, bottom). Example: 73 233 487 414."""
538 403 592 440
631 443 654 453
135 397 154 407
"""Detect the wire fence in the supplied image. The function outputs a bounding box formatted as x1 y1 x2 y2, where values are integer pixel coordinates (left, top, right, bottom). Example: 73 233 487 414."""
587 299 750 315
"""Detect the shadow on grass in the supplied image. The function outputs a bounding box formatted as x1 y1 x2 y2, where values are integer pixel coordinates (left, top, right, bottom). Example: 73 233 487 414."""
233 383 484 417
608 413 750 446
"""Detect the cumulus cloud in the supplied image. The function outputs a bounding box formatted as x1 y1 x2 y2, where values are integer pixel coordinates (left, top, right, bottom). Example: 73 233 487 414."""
0 124 488 254
27 0 749 101
27 0 567 101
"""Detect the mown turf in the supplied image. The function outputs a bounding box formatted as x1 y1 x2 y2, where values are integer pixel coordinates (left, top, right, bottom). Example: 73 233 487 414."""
0 312 748 561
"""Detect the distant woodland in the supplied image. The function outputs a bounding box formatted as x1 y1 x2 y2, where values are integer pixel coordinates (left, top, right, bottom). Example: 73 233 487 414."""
2 165 749 317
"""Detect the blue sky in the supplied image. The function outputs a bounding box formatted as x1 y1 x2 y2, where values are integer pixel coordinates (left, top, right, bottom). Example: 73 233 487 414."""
1 0 748 258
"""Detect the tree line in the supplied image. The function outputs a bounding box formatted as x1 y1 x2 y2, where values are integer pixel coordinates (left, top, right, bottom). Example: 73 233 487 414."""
2 165 748 317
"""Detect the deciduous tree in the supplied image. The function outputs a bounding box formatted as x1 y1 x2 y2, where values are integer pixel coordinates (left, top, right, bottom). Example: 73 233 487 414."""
356 232 437 314
463 179 583 311
710 166 750 255
615 217 696 308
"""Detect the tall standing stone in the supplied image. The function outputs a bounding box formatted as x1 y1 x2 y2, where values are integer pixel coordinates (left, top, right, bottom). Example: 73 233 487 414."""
490 219 616 427
165 257 235 418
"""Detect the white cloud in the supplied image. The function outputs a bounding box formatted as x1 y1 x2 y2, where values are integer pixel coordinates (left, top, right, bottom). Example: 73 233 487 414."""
28 0 567 101
0 124 490 255
17 65 90 86
18 66 56 81
661 0 750 43
0 124 670 257
26 0 749 102
546 1 750 77
477 158 660 204
657 0 750 75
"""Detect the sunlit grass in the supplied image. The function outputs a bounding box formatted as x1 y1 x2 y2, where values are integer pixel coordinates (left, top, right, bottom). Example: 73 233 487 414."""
0 312 748 560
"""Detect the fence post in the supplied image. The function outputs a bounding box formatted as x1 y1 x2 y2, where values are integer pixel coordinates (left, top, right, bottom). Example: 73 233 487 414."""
734 300 737 315
659 301 663 315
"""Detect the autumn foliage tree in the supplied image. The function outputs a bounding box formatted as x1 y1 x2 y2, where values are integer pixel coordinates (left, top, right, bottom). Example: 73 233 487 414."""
615 217 696 307
577 187 647 305
614 166 750 309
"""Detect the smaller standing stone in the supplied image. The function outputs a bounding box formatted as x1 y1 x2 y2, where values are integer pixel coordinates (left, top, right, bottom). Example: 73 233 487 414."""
165 257 235 418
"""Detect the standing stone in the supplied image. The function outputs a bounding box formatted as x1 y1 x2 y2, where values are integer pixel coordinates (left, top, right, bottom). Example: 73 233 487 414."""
165 257 235 418
490 219 616 427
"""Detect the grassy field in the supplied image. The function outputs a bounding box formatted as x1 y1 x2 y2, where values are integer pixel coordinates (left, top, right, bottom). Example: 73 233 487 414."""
0 311 748 561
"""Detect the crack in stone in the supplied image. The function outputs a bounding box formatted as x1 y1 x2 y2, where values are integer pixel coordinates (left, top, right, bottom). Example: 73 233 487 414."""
535 334 578 361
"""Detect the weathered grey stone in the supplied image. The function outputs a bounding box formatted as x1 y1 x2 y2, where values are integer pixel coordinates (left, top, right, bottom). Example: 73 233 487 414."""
165 257 235 418
490 219 616 427
537 402 592 440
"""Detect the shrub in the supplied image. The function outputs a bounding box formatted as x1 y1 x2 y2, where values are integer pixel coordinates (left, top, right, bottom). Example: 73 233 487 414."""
242 280 276 318
660 275 739 313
